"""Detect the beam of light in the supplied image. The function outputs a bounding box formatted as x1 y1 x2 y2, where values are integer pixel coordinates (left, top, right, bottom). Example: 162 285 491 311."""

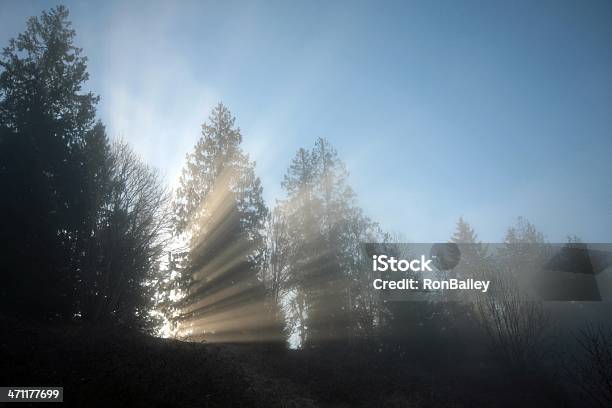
172 162 374 346
174 166 285 343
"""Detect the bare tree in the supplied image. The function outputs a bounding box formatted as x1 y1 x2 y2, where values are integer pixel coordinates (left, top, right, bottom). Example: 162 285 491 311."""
89 140 172 329
474 218 551 371
261 207 293 306
475 261 550 372
565 324 612 407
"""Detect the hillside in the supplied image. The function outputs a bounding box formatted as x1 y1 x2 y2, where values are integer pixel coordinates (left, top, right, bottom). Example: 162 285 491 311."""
0 316 569 407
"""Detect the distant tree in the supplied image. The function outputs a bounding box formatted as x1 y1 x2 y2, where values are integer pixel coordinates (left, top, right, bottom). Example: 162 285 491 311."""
501 216 546 264
451 217 478 243
450 217 489 278
498 216 549 287
0 6 110 319
382 221 489 357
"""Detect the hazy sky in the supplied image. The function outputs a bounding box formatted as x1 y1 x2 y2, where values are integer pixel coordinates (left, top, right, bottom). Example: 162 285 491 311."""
2 0 612 242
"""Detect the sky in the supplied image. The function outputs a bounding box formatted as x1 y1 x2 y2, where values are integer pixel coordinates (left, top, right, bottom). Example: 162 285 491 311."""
1 0 612 242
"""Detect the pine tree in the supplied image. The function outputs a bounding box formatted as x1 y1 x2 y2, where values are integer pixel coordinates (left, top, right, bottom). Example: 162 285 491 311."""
0 7 170 329
0 6 110 319
450 217 489 271
173 103 283 342
174 103 266 242
451 217 479 244
280 138 382 346
500 216 546 269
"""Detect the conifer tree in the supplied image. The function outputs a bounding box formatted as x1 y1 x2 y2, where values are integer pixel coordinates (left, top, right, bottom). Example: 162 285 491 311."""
450 216 489 274
174 103 283 342
0 7 171 329
280 138 383 346
0 6 109 318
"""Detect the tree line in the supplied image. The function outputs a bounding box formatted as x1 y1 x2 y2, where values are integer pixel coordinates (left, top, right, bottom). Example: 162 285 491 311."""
0 6 170 330
1 6 606 358
0 5 559 342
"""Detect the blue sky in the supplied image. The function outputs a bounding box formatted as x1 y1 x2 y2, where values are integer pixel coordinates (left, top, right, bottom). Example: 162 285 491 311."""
2 0 612 242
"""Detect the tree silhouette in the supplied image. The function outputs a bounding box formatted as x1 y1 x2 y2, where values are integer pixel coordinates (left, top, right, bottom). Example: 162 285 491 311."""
0 6 108 319
85 141 171 329
0 7 170 329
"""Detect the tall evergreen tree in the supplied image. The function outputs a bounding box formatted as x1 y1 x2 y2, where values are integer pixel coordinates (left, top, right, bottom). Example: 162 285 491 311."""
174 103 283 342
0 6 109 319
280 138 383 346
0 7 171 330
450 216 489 277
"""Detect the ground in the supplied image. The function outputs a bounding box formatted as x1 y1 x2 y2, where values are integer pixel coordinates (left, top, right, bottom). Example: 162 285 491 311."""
0 317 571 407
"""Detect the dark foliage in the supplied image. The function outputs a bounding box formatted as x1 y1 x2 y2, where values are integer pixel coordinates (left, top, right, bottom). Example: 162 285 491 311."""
1 316 570 408
0 5 103 319
0 6 169 329
563 324 612 407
